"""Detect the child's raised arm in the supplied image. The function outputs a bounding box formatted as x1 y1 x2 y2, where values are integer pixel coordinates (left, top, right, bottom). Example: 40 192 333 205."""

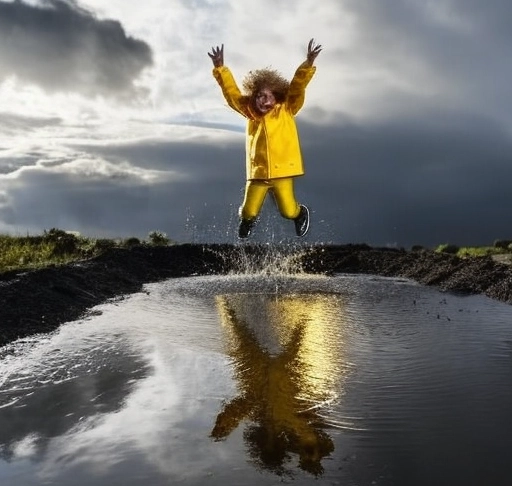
208 44 224 68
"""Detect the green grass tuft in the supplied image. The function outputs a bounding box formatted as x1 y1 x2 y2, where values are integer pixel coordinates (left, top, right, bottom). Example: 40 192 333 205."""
434 243 510 258
0 228 175 274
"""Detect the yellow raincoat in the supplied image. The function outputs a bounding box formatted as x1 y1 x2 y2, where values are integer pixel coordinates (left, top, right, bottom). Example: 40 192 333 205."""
212 62 316 181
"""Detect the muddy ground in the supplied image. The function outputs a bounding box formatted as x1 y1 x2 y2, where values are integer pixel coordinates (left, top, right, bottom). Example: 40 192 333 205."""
2 243 512 347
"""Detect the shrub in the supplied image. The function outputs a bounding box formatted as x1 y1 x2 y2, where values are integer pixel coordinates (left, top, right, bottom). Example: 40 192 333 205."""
493 239 512 249
44 228 79 256
123 237 141 248
436 243 459 254
93 239 117 252
147 230 169 246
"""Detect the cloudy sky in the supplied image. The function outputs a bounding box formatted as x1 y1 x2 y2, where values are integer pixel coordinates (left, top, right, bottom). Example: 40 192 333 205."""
1 0 511 247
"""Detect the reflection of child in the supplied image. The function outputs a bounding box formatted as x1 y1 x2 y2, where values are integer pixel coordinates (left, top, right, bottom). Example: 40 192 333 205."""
212 293 336 475
208 39 322 238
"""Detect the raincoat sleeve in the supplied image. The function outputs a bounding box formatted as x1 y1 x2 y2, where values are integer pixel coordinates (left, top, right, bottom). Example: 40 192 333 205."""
286 61 317 115
212 66 251 118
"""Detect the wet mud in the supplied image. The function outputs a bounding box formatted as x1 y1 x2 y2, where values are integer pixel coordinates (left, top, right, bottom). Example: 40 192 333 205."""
2 243 512 347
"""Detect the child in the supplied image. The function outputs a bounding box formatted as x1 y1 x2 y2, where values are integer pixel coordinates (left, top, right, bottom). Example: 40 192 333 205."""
208 39 322 238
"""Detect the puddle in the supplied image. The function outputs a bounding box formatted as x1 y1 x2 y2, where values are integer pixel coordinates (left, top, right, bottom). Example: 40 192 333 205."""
1 273 512 485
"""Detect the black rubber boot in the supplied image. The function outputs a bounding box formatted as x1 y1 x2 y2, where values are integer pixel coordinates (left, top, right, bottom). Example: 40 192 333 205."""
238 218 256 239
294 205 310 237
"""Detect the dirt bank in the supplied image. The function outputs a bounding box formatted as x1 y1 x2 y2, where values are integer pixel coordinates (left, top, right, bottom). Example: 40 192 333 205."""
2 243 512 347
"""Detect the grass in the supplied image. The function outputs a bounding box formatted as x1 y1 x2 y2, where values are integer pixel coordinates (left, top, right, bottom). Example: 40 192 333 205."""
456 246 505 258
1 235 65 270
0 229 173 274
434 243 512 258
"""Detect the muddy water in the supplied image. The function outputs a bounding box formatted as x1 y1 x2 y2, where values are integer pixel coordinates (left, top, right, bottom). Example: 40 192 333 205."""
1 273 512 486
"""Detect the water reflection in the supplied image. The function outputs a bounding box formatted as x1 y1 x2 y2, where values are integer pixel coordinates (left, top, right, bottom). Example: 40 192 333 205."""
2 274 512 485
0 336 149 465
212 292 348 476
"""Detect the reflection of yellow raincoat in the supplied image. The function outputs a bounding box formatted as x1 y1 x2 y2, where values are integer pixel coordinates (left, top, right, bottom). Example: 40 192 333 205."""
212 292 347 475
212 62 316 180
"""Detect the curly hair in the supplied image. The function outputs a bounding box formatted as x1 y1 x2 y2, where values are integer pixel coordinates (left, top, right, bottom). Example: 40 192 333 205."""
242 68 290 103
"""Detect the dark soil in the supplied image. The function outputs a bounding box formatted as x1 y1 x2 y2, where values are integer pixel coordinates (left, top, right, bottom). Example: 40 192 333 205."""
2 243 512 347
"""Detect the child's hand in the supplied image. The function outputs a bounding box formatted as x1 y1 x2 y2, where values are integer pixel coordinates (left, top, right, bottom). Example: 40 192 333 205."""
208 44 224 67
306 38 322 66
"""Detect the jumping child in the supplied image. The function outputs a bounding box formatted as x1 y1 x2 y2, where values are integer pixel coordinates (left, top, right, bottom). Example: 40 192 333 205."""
208 39 322 238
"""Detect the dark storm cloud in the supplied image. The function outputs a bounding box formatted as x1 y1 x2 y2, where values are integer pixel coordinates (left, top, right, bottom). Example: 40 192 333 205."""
2 103 512 246
343 0 512 119
298 109 512 248
7 101 504 248
345 0 512 59
0 0 153 96
70 133 245 179
0 135 247 242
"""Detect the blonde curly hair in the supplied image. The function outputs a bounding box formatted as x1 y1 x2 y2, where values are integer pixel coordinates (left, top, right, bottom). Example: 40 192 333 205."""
242 68 290 102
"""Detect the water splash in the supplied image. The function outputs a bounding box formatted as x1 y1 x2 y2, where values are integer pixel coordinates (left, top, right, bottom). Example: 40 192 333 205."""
184 205 239 244
208 242 316 276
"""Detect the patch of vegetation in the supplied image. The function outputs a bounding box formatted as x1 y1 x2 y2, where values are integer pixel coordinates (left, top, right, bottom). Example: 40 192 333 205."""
493 239 512 249
434 243 460 254
124 237 142 248
434 242 511 258
456 246 504 258
0 228 174 273
148 230 170 246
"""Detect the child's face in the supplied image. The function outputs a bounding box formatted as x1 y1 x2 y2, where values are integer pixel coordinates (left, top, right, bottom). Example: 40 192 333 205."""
254 88 276 115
